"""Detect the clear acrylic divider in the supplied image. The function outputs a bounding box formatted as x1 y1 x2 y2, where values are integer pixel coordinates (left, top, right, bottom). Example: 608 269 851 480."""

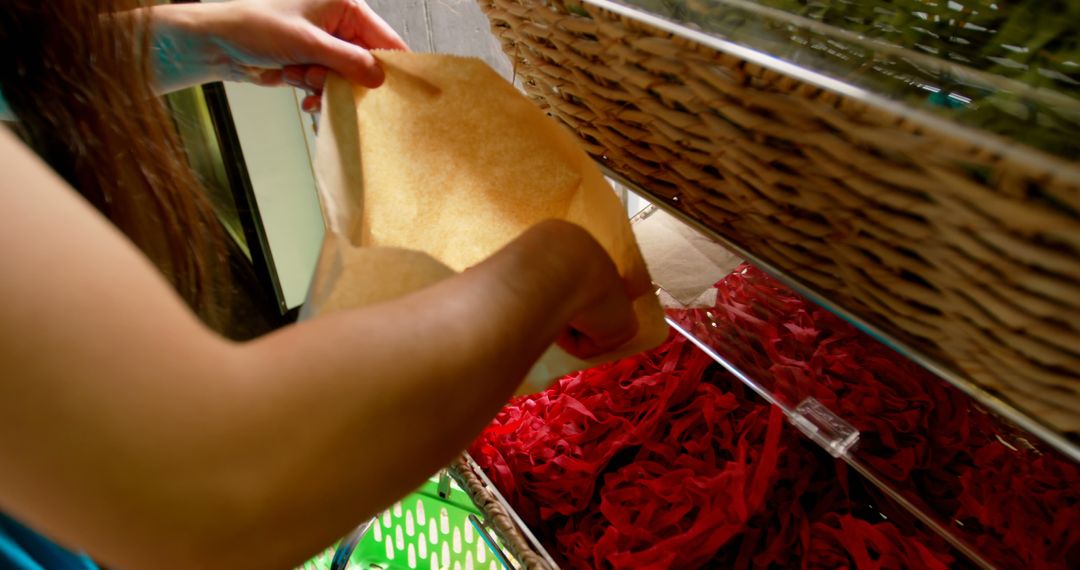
631 200 1079 570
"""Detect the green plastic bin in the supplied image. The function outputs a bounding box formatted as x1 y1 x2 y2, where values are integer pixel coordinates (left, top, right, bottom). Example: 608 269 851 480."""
299 476 514 570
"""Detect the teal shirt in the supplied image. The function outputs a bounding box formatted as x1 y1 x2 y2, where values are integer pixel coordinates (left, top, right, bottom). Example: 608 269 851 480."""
0 514 97 570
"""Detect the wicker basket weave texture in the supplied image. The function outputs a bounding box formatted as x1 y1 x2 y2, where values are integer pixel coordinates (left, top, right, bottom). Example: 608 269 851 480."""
477 0 1080 434
450 457 555 569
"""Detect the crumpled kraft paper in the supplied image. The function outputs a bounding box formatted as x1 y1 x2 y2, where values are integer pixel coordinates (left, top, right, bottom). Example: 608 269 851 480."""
302 51 668 393
632 208 743 307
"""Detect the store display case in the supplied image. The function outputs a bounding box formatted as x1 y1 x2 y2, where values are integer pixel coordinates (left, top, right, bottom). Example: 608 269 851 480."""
476 0 1080 446
456 199 1078 570
312 1 1079 568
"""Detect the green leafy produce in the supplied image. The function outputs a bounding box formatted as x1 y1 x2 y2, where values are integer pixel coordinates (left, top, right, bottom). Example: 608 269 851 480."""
604 0 1080 159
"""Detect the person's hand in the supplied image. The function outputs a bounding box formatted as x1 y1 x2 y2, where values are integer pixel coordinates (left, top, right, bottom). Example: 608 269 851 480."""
158 0 407 110
526 221 643 360
217 0 407 111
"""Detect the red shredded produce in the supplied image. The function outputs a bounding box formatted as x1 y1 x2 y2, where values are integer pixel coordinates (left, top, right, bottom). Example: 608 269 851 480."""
470 263 1080 569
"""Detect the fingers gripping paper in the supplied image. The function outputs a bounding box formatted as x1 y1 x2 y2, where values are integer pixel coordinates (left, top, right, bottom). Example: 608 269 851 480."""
306 51 667 393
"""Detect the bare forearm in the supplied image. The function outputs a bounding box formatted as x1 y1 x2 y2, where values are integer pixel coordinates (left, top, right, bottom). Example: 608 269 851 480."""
1 127 633 569
220 221 604 567
1 222 614 570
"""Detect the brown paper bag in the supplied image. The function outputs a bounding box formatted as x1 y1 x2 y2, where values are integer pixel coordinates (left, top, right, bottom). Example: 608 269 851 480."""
302 51 667 393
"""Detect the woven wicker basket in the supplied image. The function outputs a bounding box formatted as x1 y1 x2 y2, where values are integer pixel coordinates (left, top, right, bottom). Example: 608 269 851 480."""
476 0 1080 436
450 455 555 569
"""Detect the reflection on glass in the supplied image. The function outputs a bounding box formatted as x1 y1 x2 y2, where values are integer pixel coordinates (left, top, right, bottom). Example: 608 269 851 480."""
165 86 251 259
609 0 1080 159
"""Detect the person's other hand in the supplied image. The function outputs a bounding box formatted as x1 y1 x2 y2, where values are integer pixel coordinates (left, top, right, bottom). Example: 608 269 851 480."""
527 221 642 360
208 0 408 112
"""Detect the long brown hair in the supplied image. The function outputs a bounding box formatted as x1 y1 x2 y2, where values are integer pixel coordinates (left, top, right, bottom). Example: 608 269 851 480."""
0 0 256 335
